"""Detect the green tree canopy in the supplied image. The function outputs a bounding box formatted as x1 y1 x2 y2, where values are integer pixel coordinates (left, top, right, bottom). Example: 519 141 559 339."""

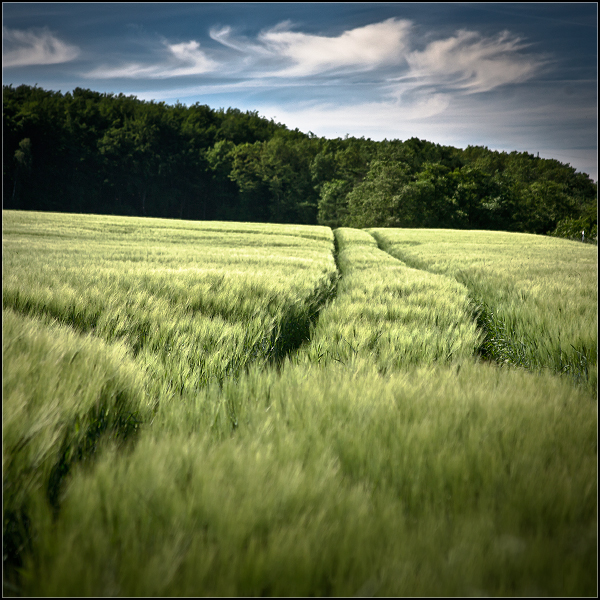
3 84 597 236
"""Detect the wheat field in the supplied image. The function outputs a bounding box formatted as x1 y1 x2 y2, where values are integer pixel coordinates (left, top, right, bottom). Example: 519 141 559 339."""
3 210 596 596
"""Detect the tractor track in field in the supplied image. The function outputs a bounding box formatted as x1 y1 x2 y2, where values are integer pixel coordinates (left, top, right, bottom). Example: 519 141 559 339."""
2 231 343 589
367 229 502 366
368 230 595 389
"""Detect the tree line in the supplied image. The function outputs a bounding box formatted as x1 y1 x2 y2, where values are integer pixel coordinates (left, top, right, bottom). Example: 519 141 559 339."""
3 84 597 239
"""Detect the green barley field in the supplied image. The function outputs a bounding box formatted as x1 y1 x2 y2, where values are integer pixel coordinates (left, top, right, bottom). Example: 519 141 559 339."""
3 210 597 597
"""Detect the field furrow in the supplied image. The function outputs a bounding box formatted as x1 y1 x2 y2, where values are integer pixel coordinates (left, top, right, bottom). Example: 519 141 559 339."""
295 227 481 370
369 228 598 393
2 308 152 577
2 212 338 391
2 211 338 582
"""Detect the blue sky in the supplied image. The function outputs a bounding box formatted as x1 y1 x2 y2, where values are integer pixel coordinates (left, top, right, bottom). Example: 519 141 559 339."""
3 2 598 180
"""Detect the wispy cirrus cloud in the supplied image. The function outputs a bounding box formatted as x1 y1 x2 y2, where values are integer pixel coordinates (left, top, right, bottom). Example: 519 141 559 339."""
209 18 412 77
403 29 549 94
255 18 412 76
84 17 546 96
208 18 546 94
2 26 79 67
84 39 218 79
209 25 272 56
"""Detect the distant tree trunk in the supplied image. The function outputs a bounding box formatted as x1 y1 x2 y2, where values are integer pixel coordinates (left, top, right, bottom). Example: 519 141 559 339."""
12 138 32 209
12 172 19 207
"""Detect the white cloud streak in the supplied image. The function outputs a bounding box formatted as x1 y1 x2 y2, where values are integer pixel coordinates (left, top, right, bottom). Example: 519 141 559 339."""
85 40 218 79
404 29 547 94
255 18 412 76
209 19 545 93
209 25 272 56
251 97 452 141
83 17 546 96
3 27 79 67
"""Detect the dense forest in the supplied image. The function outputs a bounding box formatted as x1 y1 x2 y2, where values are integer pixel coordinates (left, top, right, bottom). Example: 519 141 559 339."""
3 84 597 238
